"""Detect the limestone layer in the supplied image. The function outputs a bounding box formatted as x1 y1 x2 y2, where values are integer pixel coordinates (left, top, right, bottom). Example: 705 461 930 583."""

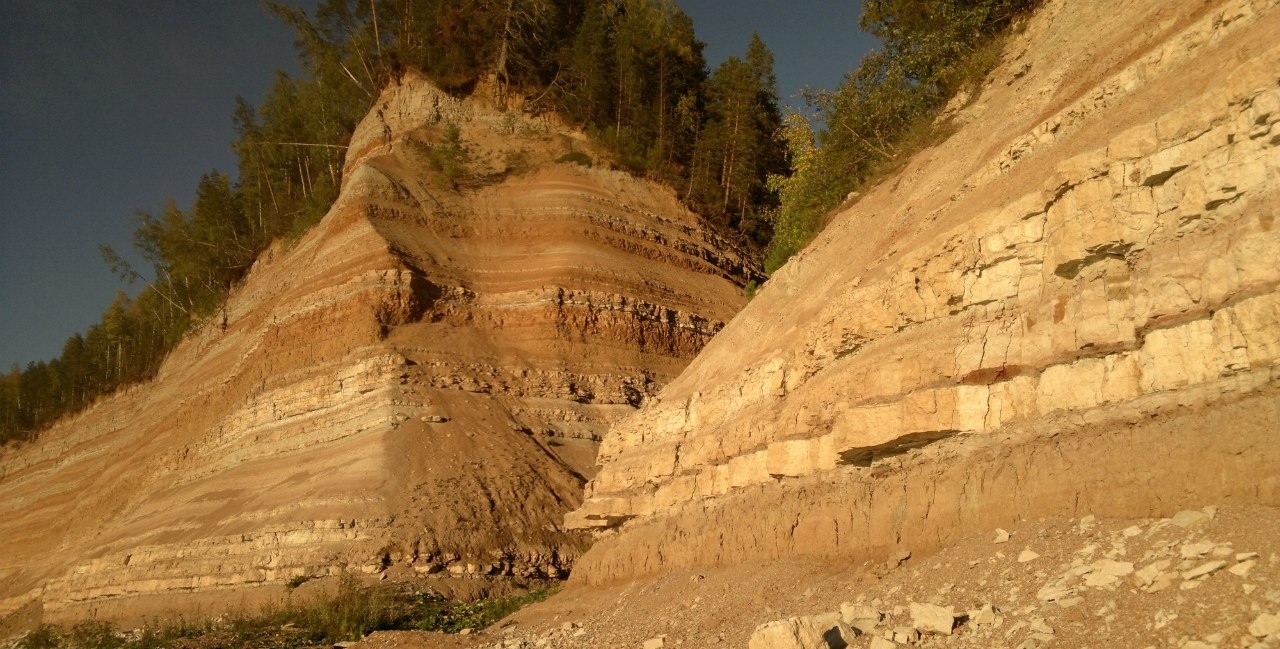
0 73 753 622
569 0 1280 582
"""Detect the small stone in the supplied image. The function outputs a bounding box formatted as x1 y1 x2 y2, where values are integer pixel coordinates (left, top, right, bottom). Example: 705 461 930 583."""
1122 526 1143 537
1181 542 1215 559
841 602 883 632
1069 564 1095 577
1029 618 1054 635
1230 561 1257 577
869 637 897 649
561 622 579 631
810 612 858 646
1084 572 1120 588
1100 559 1135 575
1244 584 1258 594
748 621 804 649
1237 552 1260 562
893 627 921 644
1134 560 1172 588
1146 572 1176 592
1249 612 1280 639
1089 559 1134 584
1056 596 1084 608
910 602 956 635
892 549 912 566
995 529 1011 544
1018 550 1040 563
459 628 473 635
1171 510 1209 528
971 604 999 626
1037 583 1076 602
1183 560 1228 580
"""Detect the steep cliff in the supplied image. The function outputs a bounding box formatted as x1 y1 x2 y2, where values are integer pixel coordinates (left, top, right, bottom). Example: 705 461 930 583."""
0 72 754 623
569 0 1280 583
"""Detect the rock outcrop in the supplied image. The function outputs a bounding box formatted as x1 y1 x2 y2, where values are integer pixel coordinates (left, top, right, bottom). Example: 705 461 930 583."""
0 72 753 623
568 0 1280 583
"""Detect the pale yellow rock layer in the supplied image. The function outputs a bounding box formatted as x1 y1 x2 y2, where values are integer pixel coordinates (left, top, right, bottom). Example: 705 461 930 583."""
568 0 1280 578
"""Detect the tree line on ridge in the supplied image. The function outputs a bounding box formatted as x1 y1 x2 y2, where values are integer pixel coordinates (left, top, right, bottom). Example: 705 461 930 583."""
1 0 1037 445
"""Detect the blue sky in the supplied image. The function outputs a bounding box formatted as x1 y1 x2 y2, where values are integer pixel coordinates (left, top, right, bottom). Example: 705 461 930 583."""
0 1 875 370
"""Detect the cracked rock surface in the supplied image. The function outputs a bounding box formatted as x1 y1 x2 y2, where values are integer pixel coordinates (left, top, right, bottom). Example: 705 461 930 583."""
568 0 1280 585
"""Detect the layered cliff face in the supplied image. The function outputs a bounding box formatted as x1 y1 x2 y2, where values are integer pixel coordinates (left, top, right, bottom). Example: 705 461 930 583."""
569 0 1280 583
0 72 753 623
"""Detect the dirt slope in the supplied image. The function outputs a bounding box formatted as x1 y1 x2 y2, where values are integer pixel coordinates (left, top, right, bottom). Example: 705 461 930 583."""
0 72 754 626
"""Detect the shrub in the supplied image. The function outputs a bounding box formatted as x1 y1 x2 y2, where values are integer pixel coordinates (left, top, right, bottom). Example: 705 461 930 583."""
555 151 593 167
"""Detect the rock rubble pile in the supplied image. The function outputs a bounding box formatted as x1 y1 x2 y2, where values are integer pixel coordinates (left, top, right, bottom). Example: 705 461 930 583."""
749 508 1280 649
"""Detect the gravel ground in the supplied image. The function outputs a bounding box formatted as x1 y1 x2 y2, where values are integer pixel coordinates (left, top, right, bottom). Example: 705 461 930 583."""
359 504 1280 649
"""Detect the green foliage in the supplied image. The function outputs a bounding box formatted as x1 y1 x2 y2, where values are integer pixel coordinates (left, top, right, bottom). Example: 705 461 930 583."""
65 622 125 649
685 32 787 238
503 149 535 175
18 625 61 649
743 280 759 301
420 124 472 188
2 0 788 444
764 0 1038 272
555 150 593 167
273 577 404 641
408 589 551 633
552 6 786 241
17 582 554 649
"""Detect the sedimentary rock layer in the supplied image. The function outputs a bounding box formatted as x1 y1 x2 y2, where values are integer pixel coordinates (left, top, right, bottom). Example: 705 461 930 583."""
0 73 753 622
569 0 1280 582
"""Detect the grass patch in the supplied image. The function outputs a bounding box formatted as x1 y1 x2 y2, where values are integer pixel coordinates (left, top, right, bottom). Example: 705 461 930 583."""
16 580 555 649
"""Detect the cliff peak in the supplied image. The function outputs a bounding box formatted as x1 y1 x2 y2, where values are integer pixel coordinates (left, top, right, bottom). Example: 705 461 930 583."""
0 70 756 624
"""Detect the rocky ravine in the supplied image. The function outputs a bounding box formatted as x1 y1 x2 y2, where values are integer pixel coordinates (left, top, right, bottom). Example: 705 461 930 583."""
0 72 754 625
569 0 1280 584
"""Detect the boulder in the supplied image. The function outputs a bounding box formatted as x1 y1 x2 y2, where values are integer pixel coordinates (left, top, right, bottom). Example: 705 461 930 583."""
839 602 883 632
748 616 854 649
909 602 956 635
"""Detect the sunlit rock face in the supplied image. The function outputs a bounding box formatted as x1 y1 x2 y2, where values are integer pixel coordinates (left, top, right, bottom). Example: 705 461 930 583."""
0 71 755 623
569 0 1280 584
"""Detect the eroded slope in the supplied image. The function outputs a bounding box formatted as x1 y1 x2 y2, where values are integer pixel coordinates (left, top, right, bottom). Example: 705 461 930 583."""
0 73 754 624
